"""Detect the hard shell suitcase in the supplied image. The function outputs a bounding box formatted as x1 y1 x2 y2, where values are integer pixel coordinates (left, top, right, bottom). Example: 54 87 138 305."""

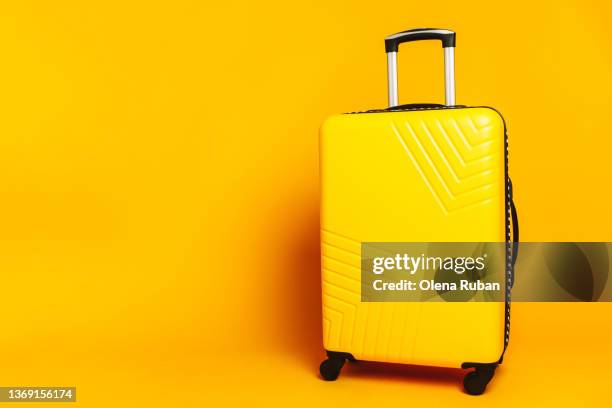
319 29 518 395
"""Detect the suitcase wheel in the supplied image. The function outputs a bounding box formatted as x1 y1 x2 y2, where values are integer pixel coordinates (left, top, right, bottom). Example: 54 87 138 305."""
463 364 497 395
319 354 346 381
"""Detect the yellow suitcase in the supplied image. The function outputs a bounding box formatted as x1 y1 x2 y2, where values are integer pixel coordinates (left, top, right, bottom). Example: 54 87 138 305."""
319 29 518 395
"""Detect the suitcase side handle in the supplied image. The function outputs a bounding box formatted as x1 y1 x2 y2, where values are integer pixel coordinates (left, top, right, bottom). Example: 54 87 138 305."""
385 28 456 107
509 179 519 287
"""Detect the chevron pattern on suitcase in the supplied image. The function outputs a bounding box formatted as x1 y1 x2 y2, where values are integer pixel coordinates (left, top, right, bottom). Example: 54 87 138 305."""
321 229 421 362
321 229 360 351
391 112 501 214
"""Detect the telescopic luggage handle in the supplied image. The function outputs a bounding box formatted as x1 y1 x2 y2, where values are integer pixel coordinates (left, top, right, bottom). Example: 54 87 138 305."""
385 28 456 107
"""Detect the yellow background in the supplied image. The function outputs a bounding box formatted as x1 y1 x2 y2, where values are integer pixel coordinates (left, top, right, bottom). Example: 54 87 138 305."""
0 1 610 406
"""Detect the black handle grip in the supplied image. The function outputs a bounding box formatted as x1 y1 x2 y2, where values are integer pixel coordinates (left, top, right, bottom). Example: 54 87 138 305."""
385 28 456 53
509 178 519 288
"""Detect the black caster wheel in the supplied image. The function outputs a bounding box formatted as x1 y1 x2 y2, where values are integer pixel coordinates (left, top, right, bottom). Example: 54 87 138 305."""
462 364 496 395
463 371 487 395
319 357 346 381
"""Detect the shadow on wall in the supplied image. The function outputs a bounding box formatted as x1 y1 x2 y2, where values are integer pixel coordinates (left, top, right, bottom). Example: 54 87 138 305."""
277 197 323 368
